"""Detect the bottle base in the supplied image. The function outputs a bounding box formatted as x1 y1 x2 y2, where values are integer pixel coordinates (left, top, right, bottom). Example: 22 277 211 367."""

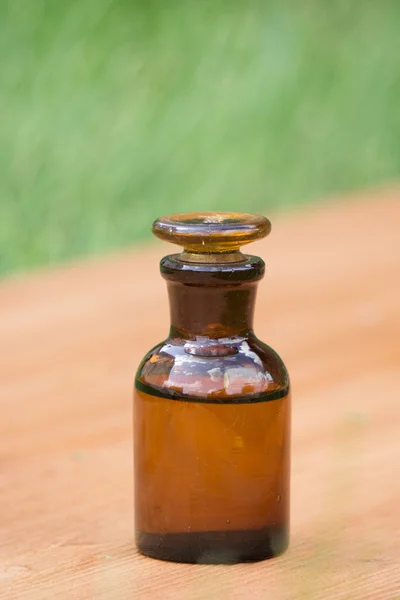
136 526 288 564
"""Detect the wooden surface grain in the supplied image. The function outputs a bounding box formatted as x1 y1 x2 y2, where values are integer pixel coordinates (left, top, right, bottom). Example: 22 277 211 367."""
1 191 399 599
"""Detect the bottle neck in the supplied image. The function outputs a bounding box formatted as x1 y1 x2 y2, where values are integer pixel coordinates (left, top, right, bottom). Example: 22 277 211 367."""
167 281 258 339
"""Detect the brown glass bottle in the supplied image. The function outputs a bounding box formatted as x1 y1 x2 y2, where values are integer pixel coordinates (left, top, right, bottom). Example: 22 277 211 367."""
134 213 290 564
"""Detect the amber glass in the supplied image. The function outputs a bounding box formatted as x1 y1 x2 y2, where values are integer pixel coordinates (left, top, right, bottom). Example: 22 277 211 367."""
134 212 290 564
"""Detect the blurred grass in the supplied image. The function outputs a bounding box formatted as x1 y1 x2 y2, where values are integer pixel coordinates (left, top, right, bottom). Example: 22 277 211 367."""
1 0 400 274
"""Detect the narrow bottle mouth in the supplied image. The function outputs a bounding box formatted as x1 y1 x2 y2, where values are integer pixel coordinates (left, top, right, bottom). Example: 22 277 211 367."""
160 253 265 284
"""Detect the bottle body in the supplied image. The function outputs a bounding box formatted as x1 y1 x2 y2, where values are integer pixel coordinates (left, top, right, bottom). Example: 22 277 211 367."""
134 332 290 563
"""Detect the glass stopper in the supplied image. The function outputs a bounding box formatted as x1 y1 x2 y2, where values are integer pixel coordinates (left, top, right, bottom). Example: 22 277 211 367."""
152 212 271 263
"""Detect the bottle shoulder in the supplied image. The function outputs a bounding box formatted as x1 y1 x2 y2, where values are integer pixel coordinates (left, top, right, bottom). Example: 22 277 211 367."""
135 335 289 400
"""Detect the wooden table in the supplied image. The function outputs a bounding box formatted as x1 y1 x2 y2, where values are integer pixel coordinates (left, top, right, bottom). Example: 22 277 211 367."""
1 191 399 599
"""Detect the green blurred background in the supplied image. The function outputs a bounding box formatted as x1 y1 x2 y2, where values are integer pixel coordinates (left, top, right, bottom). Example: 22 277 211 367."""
1 0 399 275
